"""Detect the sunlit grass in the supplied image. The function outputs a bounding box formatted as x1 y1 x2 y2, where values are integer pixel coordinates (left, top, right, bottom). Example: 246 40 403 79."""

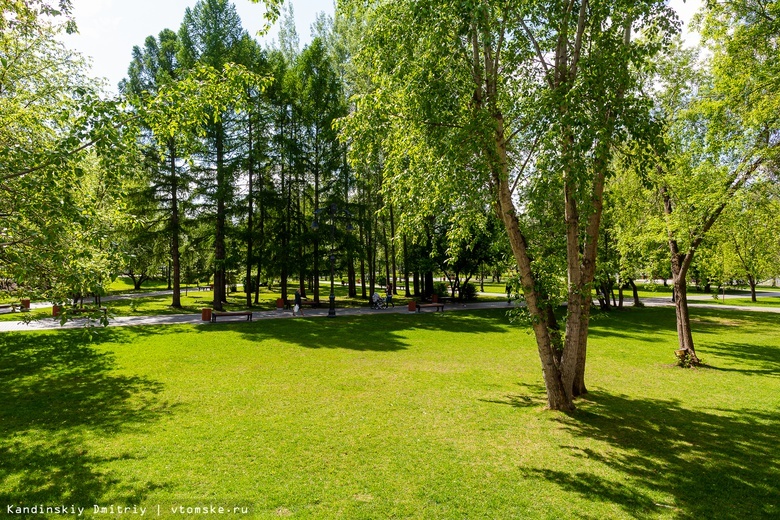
1 306 778 518
697 296 780 308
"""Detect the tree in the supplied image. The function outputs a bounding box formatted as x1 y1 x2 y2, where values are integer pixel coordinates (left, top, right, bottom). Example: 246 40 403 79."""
710 181 780 301
122 29 191 307
294 38 348 304
178 0 253 311
342 0 676 410
1 2 132 307
642 0 780 363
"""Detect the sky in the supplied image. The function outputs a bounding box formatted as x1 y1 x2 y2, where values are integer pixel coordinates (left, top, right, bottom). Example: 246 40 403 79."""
62 0 701 94
61 0 335 93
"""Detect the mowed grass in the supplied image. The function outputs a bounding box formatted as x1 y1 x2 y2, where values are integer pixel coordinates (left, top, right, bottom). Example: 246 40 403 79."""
1 307 779 518
695 296 780 308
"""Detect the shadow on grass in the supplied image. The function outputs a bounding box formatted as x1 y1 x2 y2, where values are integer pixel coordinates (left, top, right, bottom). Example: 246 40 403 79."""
191 309 514 352
523 392 780 519
0 329 168 506
586 307 679 344
589 306 780 366
478 382 550 409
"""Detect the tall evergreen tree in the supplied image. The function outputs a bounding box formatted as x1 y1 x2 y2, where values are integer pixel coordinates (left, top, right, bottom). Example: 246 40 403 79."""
178 0 250 311
122 29 190 307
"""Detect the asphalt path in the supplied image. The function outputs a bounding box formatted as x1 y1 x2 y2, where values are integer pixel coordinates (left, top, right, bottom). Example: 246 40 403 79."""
3 290 778 333
0 300 515 333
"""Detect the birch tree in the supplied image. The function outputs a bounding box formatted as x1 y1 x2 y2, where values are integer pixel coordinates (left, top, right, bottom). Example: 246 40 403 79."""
341 0 676 410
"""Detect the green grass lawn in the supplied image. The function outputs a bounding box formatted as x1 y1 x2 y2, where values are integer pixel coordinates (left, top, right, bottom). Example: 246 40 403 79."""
1 307 779 518
714 297 780 308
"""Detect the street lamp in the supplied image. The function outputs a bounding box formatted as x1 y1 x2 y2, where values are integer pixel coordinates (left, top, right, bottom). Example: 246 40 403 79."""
313 203 351 318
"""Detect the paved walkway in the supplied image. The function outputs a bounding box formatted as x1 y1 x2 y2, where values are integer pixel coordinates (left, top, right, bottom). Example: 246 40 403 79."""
4 291 778 333
26 289 183 310
0 301 515 333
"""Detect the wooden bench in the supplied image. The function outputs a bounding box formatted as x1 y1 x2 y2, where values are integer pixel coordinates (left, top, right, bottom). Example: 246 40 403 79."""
0 302 20 313
211 311 253 323
70 307 108 316
416 303 445 313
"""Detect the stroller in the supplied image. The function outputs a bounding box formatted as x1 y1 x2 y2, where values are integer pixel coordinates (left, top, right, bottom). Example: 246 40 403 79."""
370 292 394 309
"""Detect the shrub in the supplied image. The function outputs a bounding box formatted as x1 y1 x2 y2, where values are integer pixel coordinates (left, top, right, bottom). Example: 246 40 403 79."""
461 282 477 301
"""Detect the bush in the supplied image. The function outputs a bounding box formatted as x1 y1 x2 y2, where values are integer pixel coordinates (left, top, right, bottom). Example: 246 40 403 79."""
461 282 477 301
434 281 448 297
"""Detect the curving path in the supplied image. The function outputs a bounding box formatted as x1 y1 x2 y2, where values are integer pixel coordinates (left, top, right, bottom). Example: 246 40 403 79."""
4 290 778 333
0 300 515 333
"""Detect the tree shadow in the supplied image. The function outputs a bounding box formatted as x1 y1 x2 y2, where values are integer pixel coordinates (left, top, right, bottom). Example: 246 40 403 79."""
191 309 513 352
478 382 550 408
587 307 679 343
697 342 780 377
521 392 780 519
0 329 169 506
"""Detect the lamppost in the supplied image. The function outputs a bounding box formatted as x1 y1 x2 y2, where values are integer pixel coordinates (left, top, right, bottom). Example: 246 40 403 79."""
313 203 351 318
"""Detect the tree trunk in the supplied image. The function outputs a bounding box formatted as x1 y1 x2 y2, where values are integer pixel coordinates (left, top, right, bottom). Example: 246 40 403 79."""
358 197 367 299
389 204 398 294
664 184 702 365
254 159 266 305
245 118 254 308
382 222 391 292
313 166 320 305
748 274 757 302
491 109 573 411
347 250 356 298
169 139 182 308
672 275 699 364
629 279 643 307
212 123 226 311
402 235 411 297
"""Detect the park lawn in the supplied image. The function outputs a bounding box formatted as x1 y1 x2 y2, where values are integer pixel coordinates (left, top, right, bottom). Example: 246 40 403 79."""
107 276 178 294
477 281 510 294
1 307 779 518
693 296 780 308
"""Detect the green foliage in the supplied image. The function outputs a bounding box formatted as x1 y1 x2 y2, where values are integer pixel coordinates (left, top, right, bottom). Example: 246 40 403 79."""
433 281 448 298
460 281 477 301
0 5 138 307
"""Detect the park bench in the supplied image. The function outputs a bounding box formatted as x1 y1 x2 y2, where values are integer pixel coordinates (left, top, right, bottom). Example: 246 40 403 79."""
416 303 445 313
70 307 108 316
211 310 253 323
0 302 20 313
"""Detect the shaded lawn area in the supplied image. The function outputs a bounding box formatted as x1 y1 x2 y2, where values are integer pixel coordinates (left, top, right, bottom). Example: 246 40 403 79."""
1 307 778 518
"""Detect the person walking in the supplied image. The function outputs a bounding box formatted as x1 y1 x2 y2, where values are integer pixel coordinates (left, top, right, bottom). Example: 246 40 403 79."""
293 288 304 316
